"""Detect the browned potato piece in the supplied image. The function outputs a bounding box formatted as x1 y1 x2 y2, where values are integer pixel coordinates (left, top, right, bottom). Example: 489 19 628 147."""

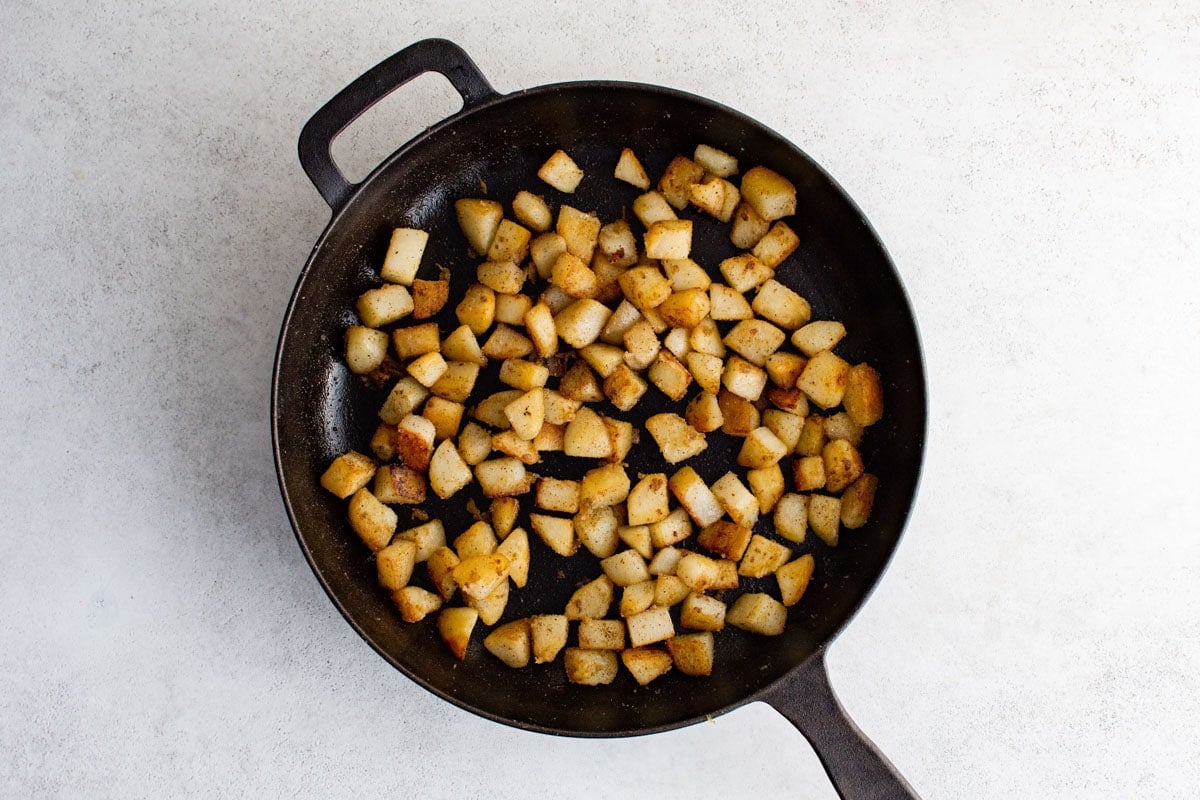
565 575 614 620
619 525 654 560
686 352 724 394
557 205 601 263
474 457 534 497
536 477 581 514
482 324 534 361
753 279 811 330
380 227 429 285
320 451 376 499
530 513 578 557
711 472 759 529
555 299 612 348
666 632 714 676
531 614 569 663
797 350 851 409
580 463 631 510
455 283 496 336
844 363 885 427
441 325 487 367
722 355 768 402
709 283 754 321
559 361 605 403
774 493 808 543
765 352 808 388
574 505 620 558
730 200 770 249
726 593 787 636
794 455 826 491
619 580 656 617
649 508 693 550
719 254 772 293
603 364 648 411
551 251 598 299
661 258 711 291
512 190 552 232
746 464 785 514
738 534 791 578
752 221 800 268
619 265 674 310
580 342 624 377
454 521 498 560
456 422 493 466
626 605 675 647
598 219 639 268
823 438 865 494
840 474 879 529
685 390 724 433
808 494 842 546
668 466 724 528
455 199 503 255
495 527 530 588
578 619 626 651
632 191 678 228
697 520 753 561
740 166 797 221
376 538 417 590
467 578 508 626
767 387 810 415
477 260 527 294
654 574 690 606
452 552 511 601
776 554 816 606
621 647 674 685
644 219 692 260
645 413 708 464
600 549 652 588
530 232 568 279
738 426 789 469
345 326 389 374
694 144 738 177
657 155 706 209
648 350 693 401
724 319 786 367
538 149 584 193
438 606 479 660
373 464 427 505
503 388 545 441
680 593 727 632
796 414 827 456
627 473 670 526
564 648 618 685
396 414 436 471
563 407 613 459
761 409 803 452
717 390 759 437
485 618 532 668
614 147 651 189
688 176 727 218
422 396 464 442
369 423 397 462
357 284 413 328
493 291 534 324
396 519 446 562
657 288 711 329
393 585 443 622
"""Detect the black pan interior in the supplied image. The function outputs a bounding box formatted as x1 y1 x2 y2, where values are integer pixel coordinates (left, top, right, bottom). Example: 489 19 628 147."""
274 83 926 736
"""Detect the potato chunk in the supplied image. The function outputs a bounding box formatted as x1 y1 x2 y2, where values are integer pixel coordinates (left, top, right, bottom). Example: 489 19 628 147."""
738 534 791 578
603 364 648 411
393 585 442 623
563 406 613 459
722 355 768 402
685 391 724 433
622 647 674 685
773 493 808 543
474 457 534 497
531 614 569 663
823 438 865 494
709 284 754 321
626 605 675 647
753 279 811 330
618 265 673 310
719 254 772 293
345 326 388 374
697 520 753 562
656 288 711 329
694 144 738 177
536 477 581 514
438 606 479 660
565 575 614 620
808 494 842 546
376 538 417 590
668 466 724 528
840 474 878 529
843 363 885 427
538 149 584 193
356 284 413 328
600 549 652 587
658 155 706 209
797 350 851 409
680 593 726 632
455 200 504 256
320 451 376 499
555 299 612 348
627 473 670 526
724 319 786 367
746 464 785 514
484 618 532 668
740 166 796 221
378 227 429 285
730 200 770 249
752 221 800 268
428 440 474 499
648 350 692 401
776 554 816 606
578 618 626 651
564 648 618 685
711 472 759 529
726 593 787 636
646 413 708 464
666 632 714 676
644 219 692 260
452 552 511 601
614 147 651 189
738 426 789 469
512 190 552 232
632 191 678 228
574 505 620 558
530 513 578 557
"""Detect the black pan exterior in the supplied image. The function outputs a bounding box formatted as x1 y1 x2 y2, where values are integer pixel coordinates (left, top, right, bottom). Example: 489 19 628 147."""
274 82 926 736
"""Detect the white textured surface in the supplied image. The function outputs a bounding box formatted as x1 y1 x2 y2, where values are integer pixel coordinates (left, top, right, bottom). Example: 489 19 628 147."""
3 2 1198 798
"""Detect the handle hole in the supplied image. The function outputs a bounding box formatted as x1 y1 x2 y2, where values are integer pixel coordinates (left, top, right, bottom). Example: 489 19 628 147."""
329 71 464 184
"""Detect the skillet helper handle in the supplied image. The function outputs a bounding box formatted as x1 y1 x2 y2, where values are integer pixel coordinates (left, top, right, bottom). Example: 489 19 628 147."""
298 38 498 210
761 650 921 800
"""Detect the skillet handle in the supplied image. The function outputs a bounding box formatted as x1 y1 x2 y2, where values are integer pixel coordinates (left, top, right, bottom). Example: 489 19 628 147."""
760 650 921 800
298 38 498 210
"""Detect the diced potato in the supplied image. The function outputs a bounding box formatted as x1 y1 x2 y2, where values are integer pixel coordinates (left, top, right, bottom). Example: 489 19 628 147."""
688 178 726 218
694 144 738 177
597 219 639 268
740 166 796 221
530 232 568 279
711 472 759 529
373 464 427 505
797 350 851 409
726 592 787 636
730 200 770 249
531 614 569 663
824 411 864 446
656 288 710 329
376 538 417 590
753 279 811 330
752 221 800 268
455 199 504 255
739 534 791 578
722 355 768 402
536 477 581 514
455 283 496 336
407 351 448 388
724 319 786 367
632 190 678 228
697 520 752 561
622 647 674 685
765 352 808 388
502 388 545 441
767 387 810 415
719 254 772 293
487 219 532 265
808 494 842 546
538 149 584 193
411 275 450 319
626 605 675 647
396 414 436 471
676 553 730 593
468 579 509 626
619 580 657 617
603 416 635 463
619 525 654 560
667 466 724 527
456 422 493 466
684 390 724 433
393 585 443 622
557 205 601 264
796 414 827 456
356 284 413 328
472 389 519 430
564 648 618 685
746 464 785 514
533 422 565 452
579 463 631 510
686 352 724 394
565 575 614 620
844 364 885 427
441 325 487 367
840 473 878 529
475 458 534 497
688 317 725 357
792 321 847 357
452 552 511 601
429 361 480 404
551 251 598 299
496 527 530 588
645 413 708 464
491 496 520 539
661 258 711 291
497 360 548 393
516 304 556 359
794 455 826 491
647 350 692 401
613 474 664 528
823 438 865 494
717 390 759 437
709 283 754 321
576 343 621 379
657 155 706 209
649 508 693 550
603 364 648 411
438 606 479 660
563 406 613 458
485 618 532 668
680 593 727 632
555 299 612 348
477 259 527 294
654 574 690 606
762 409 803 452
738 426 789 469
644 219 692 260
482 324 534 361
614 147 651 189
600 299 643 346
512 190 552 232
713 177 741 223
666 632 714 676
426 546 460 600
574 505 620 558
621 319 660 370
530 513 578 557
369 423 397 462
648 546 684 576
345 326 389 374
542 389 580 426
618 265 673 310
396 519 446 562
320 451 376 499
600 549 651 587
380 228 429 285
578 618 626 650
776 554 816 607
454 521 498 560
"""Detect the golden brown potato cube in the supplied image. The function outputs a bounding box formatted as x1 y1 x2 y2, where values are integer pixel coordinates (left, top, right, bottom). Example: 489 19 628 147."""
661 258 710 291
726 593 787 636
356 284 413 328
619 580 657 618
823 439 865 494
796 414 827 456
565 575 614 620
533 421 565 452
557 205 601 263
536 477 581 514
752 221 800 268
656 288 711 329
766 352 808 388
711 472 759 529
730 200 770 249
747 464 785 514
373 464 427 505
719 253 772 293
600 549 652 588
676 553 727 593
614 147 651 190
497 360 548 393
477 390 523 432
688 178 727 218
345 326 389 374
645 508 692 552
844 363 885 427
717 390 759 437
542 389 580 425
422 396 464 442
740 166 797 221
724 319 786 367
454 520 498 560
495 527 529 587
714 177 741 223
762 409 803 451
578 619 626 651
484 618 532 668
320 451 376 499
574 505 620 558
654 574 690 606
686 352 724 394
840 474 878 529
455 199 503 255
626 605 675 647
794 455 826 491
797 350 851 409
708 283 754 321
773 493 808 543
648 350 693 401
396 519 446 562
425 547 460 600
622 647 674 686
395 414 436 471
646 413 708 464
555 298 612 348
475 457 534 498
792 320 847 357
738 426 789 469
436 330 484 373
632 190 678 228
649 547 685 576
722 355 768 402
511 190 552 232
503 388 545 441
619 525 654 560
697 520 753 561
517 303 556 359
380 227 429 285
753 279 810 330
477 260 526 295
530 513 578 557
495 293 534 327
739 534 791 578
369 423 397 462
600 299 643 345
776 554 816 607
538 149 584 193
438 606 479 660
393 585 443 623
565 648 618 685
808 494 841 546
644 219 692 260
684 391 724 433
411 276 449 319
563 406 613 458
467 579 509 625
680 593 727 632
347 488 397 552
618 265 673 310
455 283 496 336
688 316 725 357
626 473 670 526
581 342 625 377
666 632 714 676
667 466 723 528
406 351 448 388
694 144 738 177
767 387 810 415
482 324 534 361
551 251 598 299
603 364 648 411
621 318 660 370
530 232 568 279
580 463 631 510
824 411 864 446
657 155 706 209
456 422 493 467
597 218 639 268
531 614 569 664
376 538 417 591
451 551 511 601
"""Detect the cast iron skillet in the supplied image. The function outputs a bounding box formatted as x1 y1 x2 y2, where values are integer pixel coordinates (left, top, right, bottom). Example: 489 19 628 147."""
274 39 926 800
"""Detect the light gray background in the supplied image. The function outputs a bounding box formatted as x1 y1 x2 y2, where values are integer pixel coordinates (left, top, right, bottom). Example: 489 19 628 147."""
3 2 1197 798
